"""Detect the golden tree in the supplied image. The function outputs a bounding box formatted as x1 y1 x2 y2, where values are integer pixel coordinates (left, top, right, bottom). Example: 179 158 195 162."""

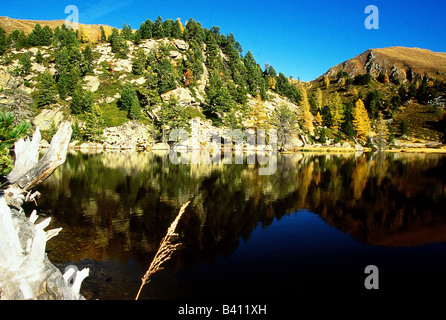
324 75 330 89
329 91 344 131
299 87 314 134
353 99 371 141
314 111 323 126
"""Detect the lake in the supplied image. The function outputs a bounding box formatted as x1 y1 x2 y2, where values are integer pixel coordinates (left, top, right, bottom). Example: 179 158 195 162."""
34 150 446 300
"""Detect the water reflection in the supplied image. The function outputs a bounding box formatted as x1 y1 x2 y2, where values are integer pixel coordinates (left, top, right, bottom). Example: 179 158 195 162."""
36 151 446 299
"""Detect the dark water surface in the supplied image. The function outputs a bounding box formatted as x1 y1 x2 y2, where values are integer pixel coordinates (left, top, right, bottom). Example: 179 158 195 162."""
34 151 446 300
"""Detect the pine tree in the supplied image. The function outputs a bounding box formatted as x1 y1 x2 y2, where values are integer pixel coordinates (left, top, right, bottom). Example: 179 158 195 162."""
68 66 82 95
172 19 183 39
131 48 146 75
81 44 93 74
27 23 43 47
134 30 142 45
34 70 57 108
84 105 105 142
128 96 141 120
120 83 135 112
142 65 161 108
319 127 327 143
18 52 32 76
205 33 221 71
156 57 176 94
353 98 371 140
100 26 107 42
271 103 297 149
153 16 165 39
0 27 7 56
163 19 174 38
139 19 154 39
55 46 70 74
341 102 355 138
121 23 133 40
57 69 70 100
35 49 44 63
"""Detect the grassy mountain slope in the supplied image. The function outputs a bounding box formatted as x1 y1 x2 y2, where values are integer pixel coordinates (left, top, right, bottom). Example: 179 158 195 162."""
0 16 113 44
320 46 446 82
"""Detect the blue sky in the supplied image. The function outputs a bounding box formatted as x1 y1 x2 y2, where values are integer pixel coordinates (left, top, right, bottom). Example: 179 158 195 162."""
2 0 446 81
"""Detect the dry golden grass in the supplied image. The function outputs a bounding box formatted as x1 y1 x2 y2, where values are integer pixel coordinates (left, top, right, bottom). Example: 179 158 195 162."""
135 201 190 300
0 16 113 43
323 46 446 82
374 46 446 76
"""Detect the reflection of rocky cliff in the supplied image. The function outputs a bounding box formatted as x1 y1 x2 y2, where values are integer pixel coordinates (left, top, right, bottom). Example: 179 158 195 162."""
38 151 446 275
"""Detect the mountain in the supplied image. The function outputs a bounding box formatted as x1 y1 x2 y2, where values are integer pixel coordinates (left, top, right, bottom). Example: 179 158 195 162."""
319 46 446 82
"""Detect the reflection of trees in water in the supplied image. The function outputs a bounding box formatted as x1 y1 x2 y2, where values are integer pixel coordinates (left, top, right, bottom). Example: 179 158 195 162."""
38 151 446 269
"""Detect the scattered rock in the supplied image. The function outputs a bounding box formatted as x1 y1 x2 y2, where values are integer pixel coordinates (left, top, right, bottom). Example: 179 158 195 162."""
83 75 101 92
33 107 65 131
102 121 154 150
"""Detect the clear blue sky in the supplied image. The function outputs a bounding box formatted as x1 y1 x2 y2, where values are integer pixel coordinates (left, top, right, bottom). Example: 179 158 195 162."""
2 0 446 81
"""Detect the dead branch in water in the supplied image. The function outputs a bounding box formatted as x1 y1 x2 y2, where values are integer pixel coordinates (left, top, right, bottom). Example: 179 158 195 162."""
135 201 190 300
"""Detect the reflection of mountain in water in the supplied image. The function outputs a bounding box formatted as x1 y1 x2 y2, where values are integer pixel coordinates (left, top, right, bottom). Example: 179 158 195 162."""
38 151 446 274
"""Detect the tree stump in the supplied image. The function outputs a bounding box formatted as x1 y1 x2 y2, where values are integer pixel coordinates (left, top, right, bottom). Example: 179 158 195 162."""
0 121 89 300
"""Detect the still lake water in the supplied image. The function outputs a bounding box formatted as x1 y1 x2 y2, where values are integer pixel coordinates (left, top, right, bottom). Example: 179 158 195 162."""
34 150 446 300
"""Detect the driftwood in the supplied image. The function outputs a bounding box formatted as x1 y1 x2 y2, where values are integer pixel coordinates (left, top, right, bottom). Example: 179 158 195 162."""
0 121 89 300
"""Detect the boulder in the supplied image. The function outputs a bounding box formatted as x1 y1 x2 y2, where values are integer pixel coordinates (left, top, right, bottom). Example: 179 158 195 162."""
114 59 132 73
173 39 189 51
83 75 101 92
33 107 65 131
161 87 195 106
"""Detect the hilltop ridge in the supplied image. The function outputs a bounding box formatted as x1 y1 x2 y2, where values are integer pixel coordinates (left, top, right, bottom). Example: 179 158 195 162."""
0 16 114 43
319 46 446 83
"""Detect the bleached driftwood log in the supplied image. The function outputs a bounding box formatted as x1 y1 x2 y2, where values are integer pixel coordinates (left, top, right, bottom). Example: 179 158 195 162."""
0 122 89 300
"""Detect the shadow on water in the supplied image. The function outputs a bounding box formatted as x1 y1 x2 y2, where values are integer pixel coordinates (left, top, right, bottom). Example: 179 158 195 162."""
33 150 446 299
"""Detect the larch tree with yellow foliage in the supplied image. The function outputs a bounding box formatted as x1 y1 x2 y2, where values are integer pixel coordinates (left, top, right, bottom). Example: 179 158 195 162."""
353 99 371 141
329 92 344 131
299 87 314 134
314 111 323 126
324 75 330 89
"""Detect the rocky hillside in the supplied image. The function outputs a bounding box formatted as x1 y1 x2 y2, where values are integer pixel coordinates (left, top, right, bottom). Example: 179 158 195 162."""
0 16 311 151
319 46 446 82
0 16 445 153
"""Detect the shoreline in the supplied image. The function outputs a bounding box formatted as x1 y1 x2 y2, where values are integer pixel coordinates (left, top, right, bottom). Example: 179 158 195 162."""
53 145 446 155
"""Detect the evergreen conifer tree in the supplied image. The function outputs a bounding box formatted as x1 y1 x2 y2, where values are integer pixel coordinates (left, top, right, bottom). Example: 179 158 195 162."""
34 70 57 108
153 16 165 39
0 27 7 56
